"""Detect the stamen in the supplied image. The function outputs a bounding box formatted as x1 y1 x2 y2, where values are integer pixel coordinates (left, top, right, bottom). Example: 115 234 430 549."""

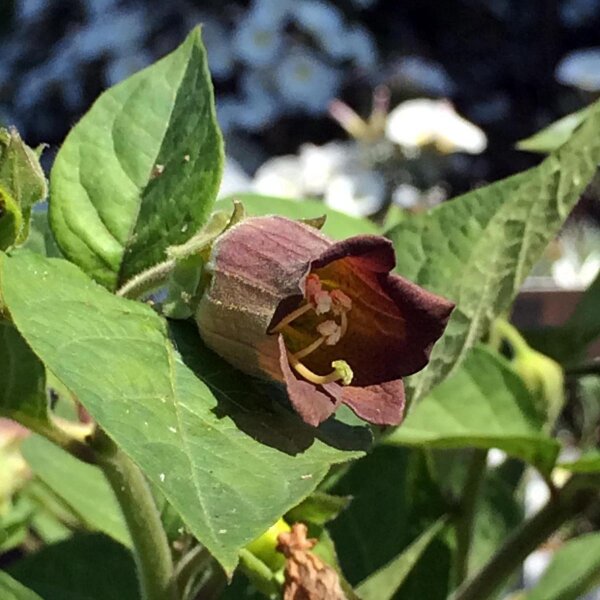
313 290 332 315
287 351 353 385
294 336 326 359
272 302 313 332
317 320 342 345
331 289 352 314
339 311 348 338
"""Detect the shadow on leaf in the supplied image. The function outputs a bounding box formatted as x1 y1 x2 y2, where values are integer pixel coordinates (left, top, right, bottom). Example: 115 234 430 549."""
168 320 371 456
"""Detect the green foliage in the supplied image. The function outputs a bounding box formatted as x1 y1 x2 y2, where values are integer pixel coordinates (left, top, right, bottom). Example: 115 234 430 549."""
3 26 600 600
517 106 591 153
525 271 600 366
0 250 367 571
0 572 43 600
526 532 600 600
329 447 452 599
0 319 48 428
21 435 131 547
386 346 560 473
217 194 378 239
558 449 600 473
0 127 47 250
7 534 139 600
356 517 448 600
49 28 223 290
387 99 600 403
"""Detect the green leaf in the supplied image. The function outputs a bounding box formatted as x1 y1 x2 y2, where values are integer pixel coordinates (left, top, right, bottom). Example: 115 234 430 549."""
387 99 600 403
0 188 22 251
7 534 139 600
328 447 452 599
217 194 379 239
21 435 131 547
469 469 523 573
386 347 560 473
0 127 47 249
0 572 43 600
526 532 600 600
0 319 48 429
356 517 447 600
517 106 592 153
286 491 351 526
0 250 367 571
0 128 47 216
21 211 62 258
49 28 224 290
558 449 600 473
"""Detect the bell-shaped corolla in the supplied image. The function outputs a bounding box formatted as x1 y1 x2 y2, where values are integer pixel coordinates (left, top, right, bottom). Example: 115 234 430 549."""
195 216 454 427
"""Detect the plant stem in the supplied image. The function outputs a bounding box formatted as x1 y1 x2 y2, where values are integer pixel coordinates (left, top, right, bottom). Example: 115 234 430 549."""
452 474 600 600
116 258 176 299
91 430 177 600
453 449 488 585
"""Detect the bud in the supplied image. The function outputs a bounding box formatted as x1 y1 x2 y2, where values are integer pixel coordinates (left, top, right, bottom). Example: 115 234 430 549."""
195 216 454 427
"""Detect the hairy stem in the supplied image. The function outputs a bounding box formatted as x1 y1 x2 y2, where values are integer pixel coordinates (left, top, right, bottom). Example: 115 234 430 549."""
91 430 177 600
452 474 600 600
453 449 488 585
116 258 176 299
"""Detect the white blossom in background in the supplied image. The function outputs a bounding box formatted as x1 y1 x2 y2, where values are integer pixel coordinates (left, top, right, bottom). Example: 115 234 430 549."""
325 169 386 217
386 99 487 154
298 142 354 195
551 224 600 289
218 158 252 199
233 13 283 67
253 155 306 198
555 47 600 91
391 183 421 209
394 56 456 96
276 49 342 114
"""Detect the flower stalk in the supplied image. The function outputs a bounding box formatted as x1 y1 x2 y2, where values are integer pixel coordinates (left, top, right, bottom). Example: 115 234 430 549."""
90 429 177 600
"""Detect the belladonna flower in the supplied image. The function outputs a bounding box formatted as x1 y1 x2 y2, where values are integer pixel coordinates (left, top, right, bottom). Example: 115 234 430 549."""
195 217 454 427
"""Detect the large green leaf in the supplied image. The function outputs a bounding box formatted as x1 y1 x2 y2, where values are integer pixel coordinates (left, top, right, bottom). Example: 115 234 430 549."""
21 435 131 547
329 447 452 599
526 532 600 600
387 99 600 403
217 194 378 239
356 517 447 600
0 572 43 600
49 28 223 290
7 534 139 600
0 319 47 428
0 250 367 571
386 347 559 473
469 469 523 574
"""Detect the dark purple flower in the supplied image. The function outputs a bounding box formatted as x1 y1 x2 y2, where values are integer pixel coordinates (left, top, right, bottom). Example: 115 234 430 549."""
195 216 454 427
